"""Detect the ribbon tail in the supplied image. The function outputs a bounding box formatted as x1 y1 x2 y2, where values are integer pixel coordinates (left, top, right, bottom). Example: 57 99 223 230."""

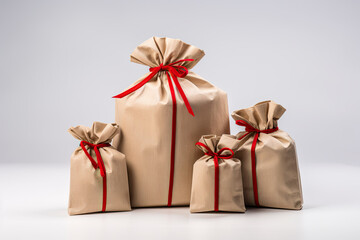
112 70 158 98
169 72 195 116
166 72 177 207
80 141 98 169
101 173 107 212
214 156 219 212
251 132 260 207
94 147 107 212
94 147 106 177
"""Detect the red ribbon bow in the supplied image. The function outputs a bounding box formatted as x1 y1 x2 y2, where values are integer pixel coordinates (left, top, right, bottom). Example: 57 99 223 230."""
113 59 195 116
196 142 234 212
80 140 110 212
113 58 195 206
235 119 279 207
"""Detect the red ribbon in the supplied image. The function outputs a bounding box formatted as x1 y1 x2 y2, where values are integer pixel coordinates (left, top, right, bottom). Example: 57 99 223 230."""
235 120 278 207
112 59 195 116
113 59 195 206
80 140 110 212
196 142 234 212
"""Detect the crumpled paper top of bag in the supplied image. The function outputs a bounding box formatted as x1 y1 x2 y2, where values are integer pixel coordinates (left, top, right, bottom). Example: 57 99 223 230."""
130 37 205 68
68 122 119 144
197 134 241 159
231 100 286 130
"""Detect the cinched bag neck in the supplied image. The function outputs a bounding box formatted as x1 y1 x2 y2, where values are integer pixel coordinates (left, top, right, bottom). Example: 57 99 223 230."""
68 122 119 145
231 100 286 131
130 37 205 69
197 134 241 157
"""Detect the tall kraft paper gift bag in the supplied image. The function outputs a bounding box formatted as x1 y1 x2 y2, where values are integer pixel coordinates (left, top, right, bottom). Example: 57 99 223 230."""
190 134 246 213
68 122 131 215
113 37 230 207
232 100 303 210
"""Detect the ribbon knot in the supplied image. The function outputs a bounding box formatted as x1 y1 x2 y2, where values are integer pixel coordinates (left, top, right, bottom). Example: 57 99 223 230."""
196 141 235 212
236 120 279 135
235 119 279 207
196 141 234 161
202 147 234 160
80 140 110 212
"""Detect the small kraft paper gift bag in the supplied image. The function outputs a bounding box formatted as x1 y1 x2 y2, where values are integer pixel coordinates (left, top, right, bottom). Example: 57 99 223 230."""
232 100 303 210
113 37 230 207
68 122 131 215
190 135 246 213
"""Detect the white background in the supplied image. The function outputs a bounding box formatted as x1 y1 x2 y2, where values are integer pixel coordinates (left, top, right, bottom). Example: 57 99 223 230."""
1 1 359 239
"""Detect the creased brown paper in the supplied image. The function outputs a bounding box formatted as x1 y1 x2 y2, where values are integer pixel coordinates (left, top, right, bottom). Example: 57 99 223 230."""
190 134 246 213
68 122 131 215
114 37 230 207
232 100 303 210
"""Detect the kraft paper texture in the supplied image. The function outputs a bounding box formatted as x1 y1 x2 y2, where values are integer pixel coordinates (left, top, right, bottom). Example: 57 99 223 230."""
114 37 230 207
190 134 246 213
232 101 303 210
68 122 131 215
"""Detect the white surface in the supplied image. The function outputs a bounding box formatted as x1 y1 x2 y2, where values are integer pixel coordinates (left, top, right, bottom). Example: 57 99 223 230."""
1 162 359 240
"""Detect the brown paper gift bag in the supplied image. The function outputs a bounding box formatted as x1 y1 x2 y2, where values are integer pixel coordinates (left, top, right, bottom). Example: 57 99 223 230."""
190 135 246 213
68 122 131 215
113 37 230 207
232 100 303 210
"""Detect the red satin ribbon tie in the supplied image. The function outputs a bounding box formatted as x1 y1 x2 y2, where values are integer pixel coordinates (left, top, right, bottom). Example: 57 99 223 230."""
80 140 110 212
113 59 195 206
235 120 279 207
196 142 234 212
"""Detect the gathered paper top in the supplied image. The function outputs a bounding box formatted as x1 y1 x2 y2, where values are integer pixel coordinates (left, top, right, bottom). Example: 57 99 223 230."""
68 122 119 144
130 37 205 69
232 100 286 131
197 134 241 157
